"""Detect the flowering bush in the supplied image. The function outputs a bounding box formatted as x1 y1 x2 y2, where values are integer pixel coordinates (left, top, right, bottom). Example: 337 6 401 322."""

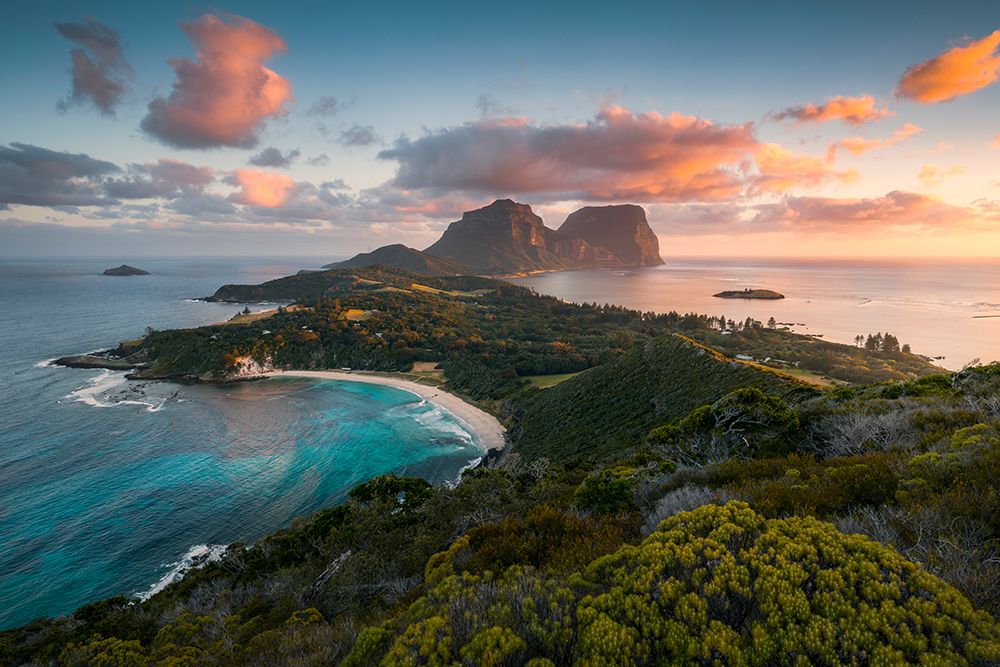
353 502 1000 666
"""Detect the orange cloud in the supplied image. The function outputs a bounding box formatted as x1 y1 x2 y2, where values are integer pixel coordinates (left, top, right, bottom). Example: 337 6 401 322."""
917 164 965 186
837 123 923 155
228 169 296 207
752 143 856 193
379 106 850 203
772 95 892 125
992 133 1000 149
141 14 292 148
896 29 1000 103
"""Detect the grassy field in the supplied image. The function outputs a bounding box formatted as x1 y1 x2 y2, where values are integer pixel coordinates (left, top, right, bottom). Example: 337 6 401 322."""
410 283 495 298
735 360 841 389
524 372 583 388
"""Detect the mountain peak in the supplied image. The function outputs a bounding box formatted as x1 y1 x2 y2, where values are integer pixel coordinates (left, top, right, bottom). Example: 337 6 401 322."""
459 199 541 226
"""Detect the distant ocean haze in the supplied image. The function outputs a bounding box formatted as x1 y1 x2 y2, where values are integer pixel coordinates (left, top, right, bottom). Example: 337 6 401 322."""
511 257 1000 370
0 258 485 630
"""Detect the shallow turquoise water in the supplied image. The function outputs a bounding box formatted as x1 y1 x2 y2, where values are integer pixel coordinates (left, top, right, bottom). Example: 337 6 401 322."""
0 258 483 629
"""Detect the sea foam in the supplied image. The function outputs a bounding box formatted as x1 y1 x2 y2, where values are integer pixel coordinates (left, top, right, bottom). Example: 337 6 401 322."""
137 544 228 601
67 370 169 412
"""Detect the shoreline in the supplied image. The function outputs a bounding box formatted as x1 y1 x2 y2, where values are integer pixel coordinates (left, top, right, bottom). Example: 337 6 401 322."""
265 369 507 452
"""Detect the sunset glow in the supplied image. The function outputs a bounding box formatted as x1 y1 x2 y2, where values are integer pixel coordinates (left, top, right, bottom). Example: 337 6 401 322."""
1 4 998 257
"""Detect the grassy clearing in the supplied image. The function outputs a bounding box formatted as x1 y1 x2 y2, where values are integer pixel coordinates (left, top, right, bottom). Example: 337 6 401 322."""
411 283 494 298
524 372 582 388
736 360 839 389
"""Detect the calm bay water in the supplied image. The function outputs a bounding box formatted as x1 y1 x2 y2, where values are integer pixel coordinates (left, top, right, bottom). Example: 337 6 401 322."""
512 258 1000 370
0 258 484 630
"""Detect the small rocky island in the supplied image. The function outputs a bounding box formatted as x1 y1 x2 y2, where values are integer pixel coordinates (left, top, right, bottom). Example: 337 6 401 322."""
713 288 785 300
103 265 150 276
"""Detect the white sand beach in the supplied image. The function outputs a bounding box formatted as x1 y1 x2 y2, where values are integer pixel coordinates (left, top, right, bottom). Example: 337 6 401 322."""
265 369 506 452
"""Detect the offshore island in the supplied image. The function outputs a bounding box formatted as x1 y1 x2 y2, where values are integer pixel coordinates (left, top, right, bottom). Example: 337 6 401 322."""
713 288 785 299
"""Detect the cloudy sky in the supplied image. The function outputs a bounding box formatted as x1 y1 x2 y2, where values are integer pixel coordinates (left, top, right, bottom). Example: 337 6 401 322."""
2 1 999 257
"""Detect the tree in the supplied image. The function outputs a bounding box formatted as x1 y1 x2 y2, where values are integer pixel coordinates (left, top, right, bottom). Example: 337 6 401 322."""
574 471 636 515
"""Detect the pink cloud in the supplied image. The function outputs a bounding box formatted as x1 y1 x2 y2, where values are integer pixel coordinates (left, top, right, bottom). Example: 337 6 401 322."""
378 106 849 203
141 13 292 148
896 29 1000 103
227 169 296 207
837 124 923 155
772 95 892 125
992 133 1000 149
755 191 976 231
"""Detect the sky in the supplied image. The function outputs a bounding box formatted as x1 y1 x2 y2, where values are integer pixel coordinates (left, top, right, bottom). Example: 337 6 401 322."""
1 1 999 258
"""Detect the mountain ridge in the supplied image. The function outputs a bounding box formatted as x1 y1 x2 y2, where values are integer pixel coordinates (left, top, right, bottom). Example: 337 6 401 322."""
330 199 664 275
322 244 469 276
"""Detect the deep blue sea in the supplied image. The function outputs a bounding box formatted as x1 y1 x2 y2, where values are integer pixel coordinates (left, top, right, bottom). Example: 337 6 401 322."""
0 258 485 630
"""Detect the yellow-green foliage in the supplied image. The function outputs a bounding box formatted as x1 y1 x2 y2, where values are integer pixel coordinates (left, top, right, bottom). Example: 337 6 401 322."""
423 506 629 585
359 502 1000 666
59 636 148 666
901 423 999 498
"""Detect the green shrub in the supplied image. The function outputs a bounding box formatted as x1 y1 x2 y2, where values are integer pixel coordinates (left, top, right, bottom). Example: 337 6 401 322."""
574 471 636 515
358 502 1000 665
648 387 801 464
424 506 627 584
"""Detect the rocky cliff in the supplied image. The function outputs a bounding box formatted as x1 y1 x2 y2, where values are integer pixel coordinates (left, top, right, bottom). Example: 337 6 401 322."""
557 205 663 267
330 200 663 276
426 199 636 274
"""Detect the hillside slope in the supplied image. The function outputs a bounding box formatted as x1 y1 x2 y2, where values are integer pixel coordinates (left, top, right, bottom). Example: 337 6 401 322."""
322 244 469 276
205 265 497 302
510 334 813 461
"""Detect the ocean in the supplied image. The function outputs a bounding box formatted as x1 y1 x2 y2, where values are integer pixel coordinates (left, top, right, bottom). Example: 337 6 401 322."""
0 258 485 630
512 258 1000 370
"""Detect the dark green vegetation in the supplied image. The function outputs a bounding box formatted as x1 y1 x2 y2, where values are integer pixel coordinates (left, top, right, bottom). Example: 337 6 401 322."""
713 288 784 299
698 323 934 384
14 265 1000 665
322 244 469 276
509 335 813 462
123 266 937 394
5 362 1000 664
